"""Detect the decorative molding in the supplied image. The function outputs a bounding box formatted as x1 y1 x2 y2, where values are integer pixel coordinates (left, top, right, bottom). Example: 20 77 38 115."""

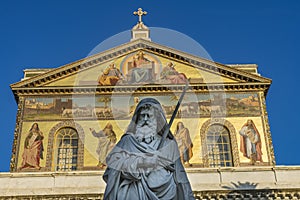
11 82 271 97
193 190 300 199
45 121 85 171
260 92 276 166
10 97 25 172
200 118 240 167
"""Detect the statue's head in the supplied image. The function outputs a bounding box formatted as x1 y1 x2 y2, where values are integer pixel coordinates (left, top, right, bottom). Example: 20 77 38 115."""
127 98 173 139
135 104 157 140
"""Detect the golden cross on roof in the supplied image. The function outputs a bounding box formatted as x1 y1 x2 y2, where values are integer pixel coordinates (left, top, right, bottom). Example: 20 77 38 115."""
133 8 147 23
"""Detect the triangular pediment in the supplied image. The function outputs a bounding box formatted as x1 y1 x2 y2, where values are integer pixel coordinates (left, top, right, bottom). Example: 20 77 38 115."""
10 39 271 90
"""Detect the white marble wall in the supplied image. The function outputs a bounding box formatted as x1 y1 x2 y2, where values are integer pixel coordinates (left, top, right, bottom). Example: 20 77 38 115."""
0 166 300 197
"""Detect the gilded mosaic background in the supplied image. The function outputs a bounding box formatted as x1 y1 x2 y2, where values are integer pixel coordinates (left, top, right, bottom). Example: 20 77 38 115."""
17 92 268 171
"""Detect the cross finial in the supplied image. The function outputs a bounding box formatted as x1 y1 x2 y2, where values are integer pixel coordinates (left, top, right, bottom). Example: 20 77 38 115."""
133 8 147 23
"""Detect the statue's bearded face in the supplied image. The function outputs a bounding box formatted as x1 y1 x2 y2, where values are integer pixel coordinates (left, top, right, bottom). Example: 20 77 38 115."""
136 105 157 140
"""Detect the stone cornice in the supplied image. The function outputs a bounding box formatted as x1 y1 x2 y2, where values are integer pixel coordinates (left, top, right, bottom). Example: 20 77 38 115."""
11 82 271 97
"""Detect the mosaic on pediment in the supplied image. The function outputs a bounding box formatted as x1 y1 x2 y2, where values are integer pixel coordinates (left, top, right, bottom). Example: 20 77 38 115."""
45 50 238 87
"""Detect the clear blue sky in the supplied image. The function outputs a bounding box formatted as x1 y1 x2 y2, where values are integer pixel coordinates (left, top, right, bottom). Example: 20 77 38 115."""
1 0 299 172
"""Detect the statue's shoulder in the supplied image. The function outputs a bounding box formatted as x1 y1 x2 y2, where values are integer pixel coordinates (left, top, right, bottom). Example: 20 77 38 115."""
119 132 136 142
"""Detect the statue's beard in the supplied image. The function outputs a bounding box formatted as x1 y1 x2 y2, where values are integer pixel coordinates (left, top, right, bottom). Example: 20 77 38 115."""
135 119 157 143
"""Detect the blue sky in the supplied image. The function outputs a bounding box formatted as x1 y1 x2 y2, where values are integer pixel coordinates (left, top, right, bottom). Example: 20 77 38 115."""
1 0 299 172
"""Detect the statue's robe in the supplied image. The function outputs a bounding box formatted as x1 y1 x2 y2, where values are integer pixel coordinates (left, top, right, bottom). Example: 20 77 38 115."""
103 133 194 200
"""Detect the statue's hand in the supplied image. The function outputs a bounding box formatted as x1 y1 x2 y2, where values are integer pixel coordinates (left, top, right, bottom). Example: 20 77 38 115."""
138 153 158 169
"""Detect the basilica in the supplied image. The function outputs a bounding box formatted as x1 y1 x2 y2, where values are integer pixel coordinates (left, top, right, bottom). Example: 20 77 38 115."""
1 8 300 200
